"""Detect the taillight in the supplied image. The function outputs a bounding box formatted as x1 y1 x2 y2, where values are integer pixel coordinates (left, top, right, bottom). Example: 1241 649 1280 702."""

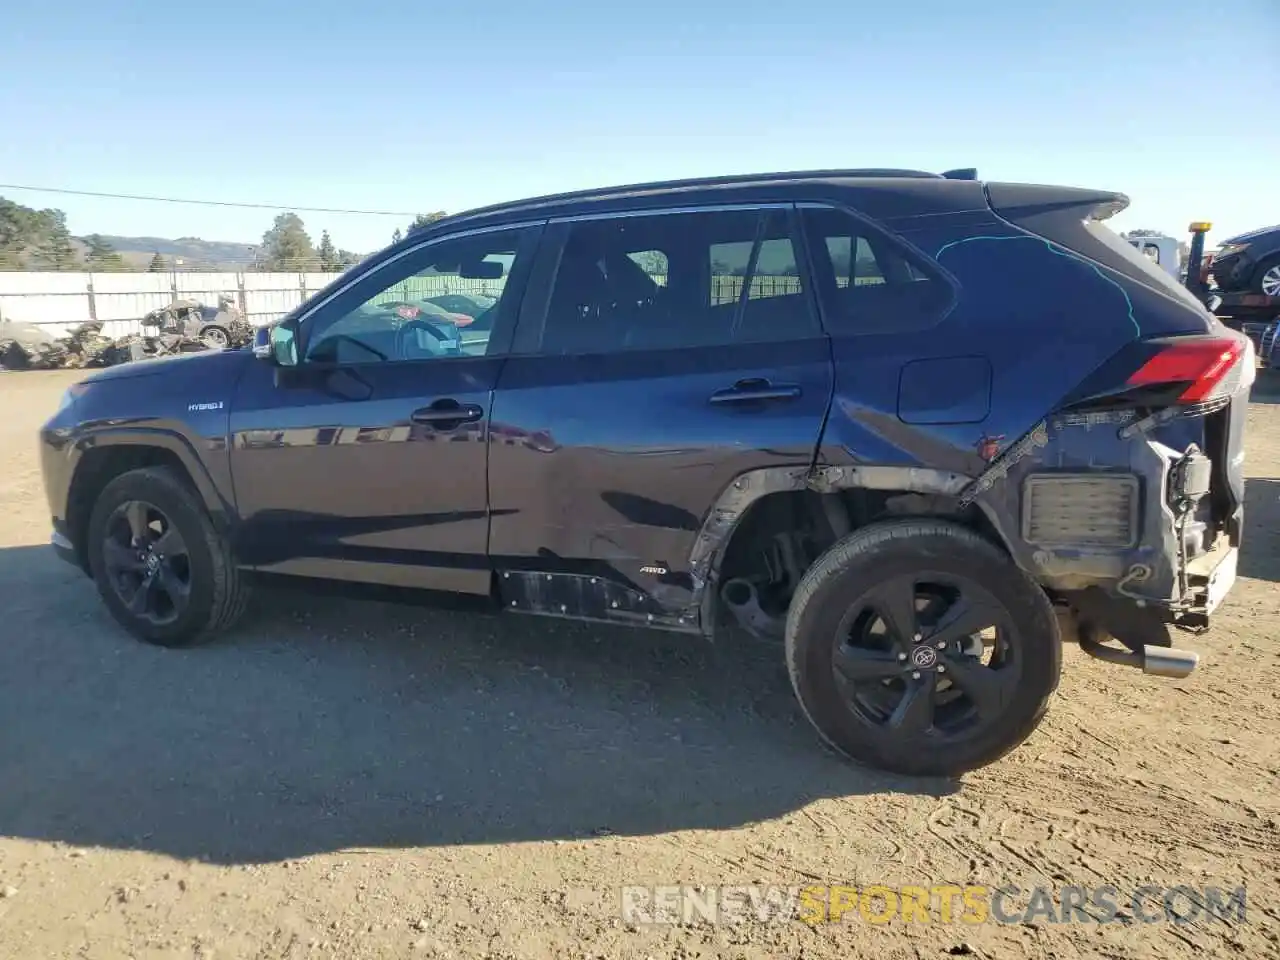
1127 336 1245 404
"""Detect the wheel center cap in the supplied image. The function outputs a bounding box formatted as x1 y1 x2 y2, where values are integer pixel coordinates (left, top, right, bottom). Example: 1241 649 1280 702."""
145 553 161 573
910 645 938 669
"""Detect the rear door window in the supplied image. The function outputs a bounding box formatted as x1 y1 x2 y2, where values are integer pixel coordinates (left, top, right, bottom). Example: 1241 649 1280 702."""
533 208 818 354
802 207 952 334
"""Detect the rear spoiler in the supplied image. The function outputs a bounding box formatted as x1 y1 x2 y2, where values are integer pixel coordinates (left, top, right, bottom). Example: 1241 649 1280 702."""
941 172 1129 222
985 182 1131 221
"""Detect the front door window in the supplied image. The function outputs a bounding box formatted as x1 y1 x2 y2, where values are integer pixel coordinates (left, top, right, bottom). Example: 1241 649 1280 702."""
303 229 530 364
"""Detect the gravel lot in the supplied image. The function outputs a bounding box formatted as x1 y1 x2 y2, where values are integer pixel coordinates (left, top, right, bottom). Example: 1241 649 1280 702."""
1 369 1277 959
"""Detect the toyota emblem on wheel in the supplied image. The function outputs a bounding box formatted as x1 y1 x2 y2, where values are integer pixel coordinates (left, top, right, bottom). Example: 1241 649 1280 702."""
910 645 938 669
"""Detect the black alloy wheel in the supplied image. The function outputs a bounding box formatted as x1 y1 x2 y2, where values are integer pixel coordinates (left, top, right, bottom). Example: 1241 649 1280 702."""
785 520 1061 776
101 499 193 626
831 573 1017 741
86 466 249 647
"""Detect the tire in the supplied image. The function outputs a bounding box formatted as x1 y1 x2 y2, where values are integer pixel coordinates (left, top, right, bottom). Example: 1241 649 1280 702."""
86 466 249 647
200 325 231 348
785 519 1061 777
1252 255 1280 298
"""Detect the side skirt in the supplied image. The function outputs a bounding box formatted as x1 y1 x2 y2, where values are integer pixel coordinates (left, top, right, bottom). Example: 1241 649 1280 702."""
496 569 700 633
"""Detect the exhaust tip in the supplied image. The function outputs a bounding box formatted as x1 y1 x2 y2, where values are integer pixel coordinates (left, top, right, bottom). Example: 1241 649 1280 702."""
1141 645 1200 679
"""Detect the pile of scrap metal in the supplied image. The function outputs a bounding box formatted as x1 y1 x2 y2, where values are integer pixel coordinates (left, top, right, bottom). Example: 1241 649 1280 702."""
0 297 254 371
0 321 133 370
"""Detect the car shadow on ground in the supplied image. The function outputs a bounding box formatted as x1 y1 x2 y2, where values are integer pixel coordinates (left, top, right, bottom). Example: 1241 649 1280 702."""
1241 478 1280 582
0 545 954 866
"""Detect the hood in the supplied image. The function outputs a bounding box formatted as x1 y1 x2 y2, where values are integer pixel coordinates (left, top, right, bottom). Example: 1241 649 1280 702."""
1222 224 1280 245
80 345 253 384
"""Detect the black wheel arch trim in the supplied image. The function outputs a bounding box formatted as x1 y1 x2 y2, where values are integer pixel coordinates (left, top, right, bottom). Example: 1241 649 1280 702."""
687 463 1017 635
68 426 233 532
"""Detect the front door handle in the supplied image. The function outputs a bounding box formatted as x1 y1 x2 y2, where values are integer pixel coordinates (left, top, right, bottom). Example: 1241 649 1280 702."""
709 378 802 404
410 399 484 428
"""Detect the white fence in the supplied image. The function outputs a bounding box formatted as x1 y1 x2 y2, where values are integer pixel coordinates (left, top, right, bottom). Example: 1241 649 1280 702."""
0 272 344 339
0 270 800 340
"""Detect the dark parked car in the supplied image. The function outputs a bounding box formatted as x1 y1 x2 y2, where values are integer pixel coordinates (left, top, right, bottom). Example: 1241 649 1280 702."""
1209 224 1280 296
39 168 1253 776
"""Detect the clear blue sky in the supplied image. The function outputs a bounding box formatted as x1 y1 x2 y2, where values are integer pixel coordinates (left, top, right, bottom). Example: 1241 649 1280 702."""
1 0 1276 256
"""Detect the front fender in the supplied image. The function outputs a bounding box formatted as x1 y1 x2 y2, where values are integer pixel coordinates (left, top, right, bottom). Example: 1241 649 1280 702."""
41 370 243 566
70 425 232 520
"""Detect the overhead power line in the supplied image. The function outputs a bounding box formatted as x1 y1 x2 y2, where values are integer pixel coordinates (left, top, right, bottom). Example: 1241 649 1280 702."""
0 183 418 217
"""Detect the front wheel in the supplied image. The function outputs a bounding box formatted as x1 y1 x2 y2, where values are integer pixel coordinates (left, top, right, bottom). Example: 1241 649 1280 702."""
785 519 1061 777
200 325 231 349
86 466 249 647
1252 256 1280 298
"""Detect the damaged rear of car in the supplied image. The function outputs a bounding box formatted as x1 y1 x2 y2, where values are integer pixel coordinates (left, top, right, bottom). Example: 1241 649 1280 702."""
780 178 1252 776
975 184 1252 675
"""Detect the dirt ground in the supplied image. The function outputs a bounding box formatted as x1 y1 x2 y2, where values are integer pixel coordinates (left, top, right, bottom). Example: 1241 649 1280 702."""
0 369 1277 960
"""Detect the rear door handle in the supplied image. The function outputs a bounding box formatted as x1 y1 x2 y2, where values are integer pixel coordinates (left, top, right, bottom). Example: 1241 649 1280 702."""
709 378 802 404
410 399 484 427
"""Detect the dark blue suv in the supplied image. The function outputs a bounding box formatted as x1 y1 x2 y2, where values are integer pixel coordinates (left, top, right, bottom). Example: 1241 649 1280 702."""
38 168 1254 776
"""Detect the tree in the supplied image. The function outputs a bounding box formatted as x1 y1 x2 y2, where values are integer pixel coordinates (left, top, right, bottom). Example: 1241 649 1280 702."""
407 211 446 235
85 234 126 272
33 210 77 271
148 252 167 272
0 198 37 269
317 230 341 271
0 197 80 270
391 227 403 245
260 212 316 270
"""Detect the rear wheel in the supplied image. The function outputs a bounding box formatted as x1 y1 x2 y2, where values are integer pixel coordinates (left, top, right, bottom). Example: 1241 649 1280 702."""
86 467 249 647
785 520 1061 776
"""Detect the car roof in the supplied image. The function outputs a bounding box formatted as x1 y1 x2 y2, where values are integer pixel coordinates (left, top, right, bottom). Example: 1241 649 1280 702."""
1223 224 1280 244
371 167 986 271
284 167 992 326
410 168 979 233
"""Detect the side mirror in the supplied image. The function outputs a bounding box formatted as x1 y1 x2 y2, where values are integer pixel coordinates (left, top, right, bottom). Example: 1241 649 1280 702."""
255 322 299 366
272 323 299 366
252 326 272 359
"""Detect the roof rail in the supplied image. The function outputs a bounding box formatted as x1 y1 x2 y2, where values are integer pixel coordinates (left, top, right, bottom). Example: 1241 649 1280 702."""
441 168 944 225
941 168 979 180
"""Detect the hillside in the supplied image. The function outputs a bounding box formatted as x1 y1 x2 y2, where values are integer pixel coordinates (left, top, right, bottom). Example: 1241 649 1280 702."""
87 235 259 271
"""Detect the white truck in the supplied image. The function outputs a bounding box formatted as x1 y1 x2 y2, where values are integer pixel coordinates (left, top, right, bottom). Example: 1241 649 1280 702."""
1125 233 1181 279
